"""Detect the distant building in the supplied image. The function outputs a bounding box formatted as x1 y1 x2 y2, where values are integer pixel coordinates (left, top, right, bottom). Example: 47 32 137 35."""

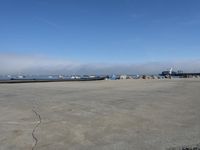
161 71 177 76
120 75 127 79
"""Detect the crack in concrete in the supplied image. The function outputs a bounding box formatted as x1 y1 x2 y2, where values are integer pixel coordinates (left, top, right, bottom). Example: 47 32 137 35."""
32 109 41 150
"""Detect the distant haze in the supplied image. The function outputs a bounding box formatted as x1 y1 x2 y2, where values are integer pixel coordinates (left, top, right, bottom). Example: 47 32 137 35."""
1 54 200 75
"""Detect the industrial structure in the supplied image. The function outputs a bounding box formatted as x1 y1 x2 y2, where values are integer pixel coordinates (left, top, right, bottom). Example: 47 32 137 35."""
160 68 200 78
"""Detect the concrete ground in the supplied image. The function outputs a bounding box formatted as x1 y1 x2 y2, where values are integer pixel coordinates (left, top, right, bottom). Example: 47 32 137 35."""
0 79 199 150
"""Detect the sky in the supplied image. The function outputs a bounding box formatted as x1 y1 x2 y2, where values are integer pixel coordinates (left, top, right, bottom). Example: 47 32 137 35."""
0 0 200 74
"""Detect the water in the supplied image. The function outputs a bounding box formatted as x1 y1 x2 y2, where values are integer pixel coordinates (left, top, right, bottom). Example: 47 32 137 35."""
0 74 106 80
0 75 71 80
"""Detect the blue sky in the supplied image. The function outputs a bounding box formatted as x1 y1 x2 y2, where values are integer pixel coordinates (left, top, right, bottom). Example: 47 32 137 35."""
0 0 200 74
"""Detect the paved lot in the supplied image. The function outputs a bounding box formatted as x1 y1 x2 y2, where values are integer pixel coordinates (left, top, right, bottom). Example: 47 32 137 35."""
0 79 200 150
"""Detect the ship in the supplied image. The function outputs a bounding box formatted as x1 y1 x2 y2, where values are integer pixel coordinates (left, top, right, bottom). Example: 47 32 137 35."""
160 68 200 78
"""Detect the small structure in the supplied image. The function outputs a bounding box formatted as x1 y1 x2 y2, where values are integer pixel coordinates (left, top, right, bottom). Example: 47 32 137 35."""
18 75 26 79
110 74 120 80
151 75 158 79
71 75 80 79
59 75 64 79
120 75 127 79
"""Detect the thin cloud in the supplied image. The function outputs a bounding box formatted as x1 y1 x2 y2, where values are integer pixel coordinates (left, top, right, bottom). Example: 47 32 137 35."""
0 53 200 75
0 54 78 74
130 13 144 19
34 17 62 29
180 19 200 25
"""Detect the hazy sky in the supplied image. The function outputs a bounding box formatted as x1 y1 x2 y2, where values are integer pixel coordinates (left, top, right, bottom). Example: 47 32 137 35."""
0 0 200 74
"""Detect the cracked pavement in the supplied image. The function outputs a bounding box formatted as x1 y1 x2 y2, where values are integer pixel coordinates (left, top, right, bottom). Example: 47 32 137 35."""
0 79 200 150
32 109 42 150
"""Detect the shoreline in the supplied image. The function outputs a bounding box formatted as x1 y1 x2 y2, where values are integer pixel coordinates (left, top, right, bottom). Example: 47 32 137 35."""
0 77 106 84
1 77 199 84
